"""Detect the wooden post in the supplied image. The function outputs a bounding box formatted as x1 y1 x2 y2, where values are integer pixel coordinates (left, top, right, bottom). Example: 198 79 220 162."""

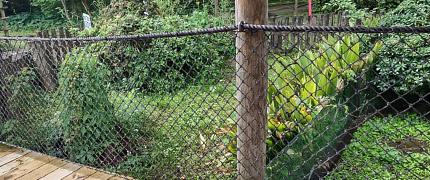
270 16 275 49
58 27 67 62
292 16 297 46
235 0 267 179
32 32 58 91
305 15 310 48
284 16 290 51
312 15 319 45
337 12 342 27
344 12 350 26
51 29 59 65
276 16 282 51
298 16 303 49
0 0 9 37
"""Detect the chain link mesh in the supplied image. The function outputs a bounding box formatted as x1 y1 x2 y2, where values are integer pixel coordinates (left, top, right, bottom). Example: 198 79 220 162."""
0 25 429 179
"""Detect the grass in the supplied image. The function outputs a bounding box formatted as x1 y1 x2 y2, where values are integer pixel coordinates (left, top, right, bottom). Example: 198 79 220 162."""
327 114 430 179
3 30 36 37
110 82 238 179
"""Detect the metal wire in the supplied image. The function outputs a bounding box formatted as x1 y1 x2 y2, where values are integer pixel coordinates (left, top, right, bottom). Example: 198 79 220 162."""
0 24 430 180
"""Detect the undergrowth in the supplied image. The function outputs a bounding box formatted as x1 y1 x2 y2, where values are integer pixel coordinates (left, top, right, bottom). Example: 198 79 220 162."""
327 114 430 179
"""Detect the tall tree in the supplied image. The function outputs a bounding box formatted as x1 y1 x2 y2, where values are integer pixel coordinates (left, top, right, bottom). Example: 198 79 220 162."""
61 0 71 21
294 0 298 15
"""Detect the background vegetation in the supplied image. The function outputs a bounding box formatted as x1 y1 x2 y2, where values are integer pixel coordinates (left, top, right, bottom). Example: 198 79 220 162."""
1 0 430 179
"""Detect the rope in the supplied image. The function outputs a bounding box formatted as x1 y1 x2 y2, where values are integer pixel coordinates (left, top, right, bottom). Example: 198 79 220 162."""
0 25 238 41
241 24 430 33
1 24 430 41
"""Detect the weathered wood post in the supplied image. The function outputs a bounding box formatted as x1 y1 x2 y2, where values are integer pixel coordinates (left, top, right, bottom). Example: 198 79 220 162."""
235 0 267 179
31 32 58 91
0 0 9 37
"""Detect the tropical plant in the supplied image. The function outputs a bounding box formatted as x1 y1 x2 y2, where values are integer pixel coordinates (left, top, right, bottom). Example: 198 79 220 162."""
220 34 383 161
265 35 382 159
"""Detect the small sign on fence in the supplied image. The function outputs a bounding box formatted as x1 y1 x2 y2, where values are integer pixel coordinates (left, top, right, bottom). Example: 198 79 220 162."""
83 13 92 30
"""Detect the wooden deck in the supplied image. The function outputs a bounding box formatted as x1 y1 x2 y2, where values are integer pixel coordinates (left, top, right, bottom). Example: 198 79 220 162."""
0 144 129 180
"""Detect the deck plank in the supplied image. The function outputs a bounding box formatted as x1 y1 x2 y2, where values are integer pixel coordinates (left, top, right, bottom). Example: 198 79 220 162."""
0 146 130 180
16 159 67 180
0 153 52 180
84 172 113 180
0 152 43 176
0 150 30 166
0 145 17 158
40 163 81 180
62 167 97 180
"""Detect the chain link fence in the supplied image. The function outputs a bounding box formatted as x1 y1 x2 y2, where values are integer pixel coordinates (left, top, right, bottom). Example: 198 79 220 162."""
0 24 430 179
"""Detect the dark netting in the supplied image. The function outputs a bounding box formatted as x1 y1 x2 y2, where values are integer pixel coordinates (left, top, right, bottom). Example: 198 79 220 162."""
0 24 430 180
263 28 430 180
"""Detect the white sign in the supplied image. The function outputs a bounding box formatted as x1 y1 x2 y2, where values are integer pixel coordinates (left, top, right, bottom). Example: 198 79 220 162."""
83 13 91 30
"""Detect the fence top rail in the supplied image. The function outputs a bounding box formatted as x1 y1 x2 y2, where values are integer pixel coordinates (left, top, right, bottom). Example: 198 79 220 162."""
243 24 430 33
0 25 239 41
1 24 430 41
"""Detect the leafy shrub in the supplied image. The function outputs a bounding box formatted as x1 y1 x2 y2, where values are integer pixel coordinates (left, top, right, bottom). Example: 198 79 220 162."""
0 67 61 155
7 11 66 31
82 11 234 93
320 0 402 13
379 0 430 27
374 35 430 94
56 49 123 165
374 0 430 94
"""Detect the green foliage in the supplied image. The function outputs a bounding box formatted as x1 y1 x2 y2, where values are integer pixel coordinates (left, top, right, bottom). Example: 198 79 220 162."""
327 114 430 179
265 35 381 160
374 0 430 94
153 0 233 16
222 35 382 163
83 11 234 93
319 0 402 13
30 0 63 19
7 11 66 31
56 49 121 165
322 0 357 12
379 0 430 27
321 0 369 20
267 106 349 179
119 84 237 179
31 0 109 19
0 67 61 155
354 0 401 11
375 34 430 94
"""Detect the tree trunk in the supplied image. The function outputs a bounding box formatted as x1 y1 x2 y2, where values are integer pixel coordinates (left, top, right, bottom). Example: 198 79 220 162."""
214 0 219 16
294 0 298 16
82 0 90 14
71 0 77 17
61 0 71 22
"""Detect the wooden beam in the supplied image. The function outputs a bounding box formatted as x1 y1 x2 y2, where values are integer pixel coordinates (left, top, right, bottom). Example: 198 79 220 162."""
235 0 267 179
